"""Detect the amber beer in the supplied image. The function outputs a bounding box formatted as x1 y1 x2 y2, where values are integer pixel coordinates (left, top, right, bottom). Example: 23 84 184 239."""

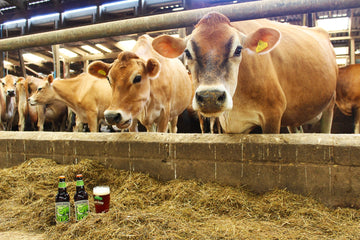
93 186 110 213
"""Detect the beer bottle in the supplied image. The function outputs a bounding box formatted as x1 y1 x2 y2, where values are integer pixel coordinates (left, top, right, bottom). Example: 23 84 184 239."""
55 176 70 223
74 174 89 221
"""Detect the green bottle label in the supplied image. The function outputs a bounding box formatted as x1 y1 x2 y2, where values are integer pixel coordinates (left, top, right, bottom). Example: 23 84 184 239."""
76 180 84 187
58 182 66 188
55 202 70 223
75 200 89 221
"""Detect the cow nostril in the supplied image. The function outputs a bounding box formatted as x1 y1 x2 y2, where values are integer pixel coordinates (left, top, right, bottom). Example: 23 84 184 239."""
217 92 226 104
196 92 204 103
105 112 122 124
113 113 121 123
7 90 15 97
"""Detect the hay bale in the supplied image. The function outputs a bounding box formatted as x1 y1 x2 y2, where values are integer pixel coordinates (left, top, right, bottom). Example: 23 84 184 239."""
0 158 360 239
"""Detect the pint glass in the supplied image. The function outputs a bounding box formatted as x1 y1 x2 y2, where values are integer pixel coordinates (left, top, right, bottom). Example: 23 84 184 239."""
93 186 110 213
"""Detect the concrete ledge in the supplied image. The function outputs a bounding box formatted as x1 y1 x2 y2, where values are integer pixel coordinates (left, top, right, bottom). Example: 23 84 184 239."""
1 132 360 208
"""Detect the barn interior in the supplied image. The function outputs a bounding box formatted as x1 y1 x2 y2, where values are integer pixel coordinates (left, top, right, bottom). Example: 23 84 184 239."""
0 0 358 78
0 0 358 133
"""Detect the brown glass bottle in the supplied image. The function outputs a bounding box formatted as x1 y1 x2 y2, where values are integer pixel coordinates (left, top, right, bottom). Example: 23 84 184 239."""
55 176 70 223
74 174 89 221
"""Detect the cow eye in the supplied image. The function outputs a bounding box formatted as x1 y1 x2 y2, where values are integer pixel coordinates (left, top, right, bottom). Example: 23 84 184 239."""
133 75 141 84
37 87 42 91
184 49 192 60
234 46 243 57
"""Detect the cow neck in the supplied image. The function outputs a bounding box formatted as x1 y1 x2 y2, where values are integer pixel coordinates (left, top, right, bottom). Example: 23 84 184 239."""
52 77 83 110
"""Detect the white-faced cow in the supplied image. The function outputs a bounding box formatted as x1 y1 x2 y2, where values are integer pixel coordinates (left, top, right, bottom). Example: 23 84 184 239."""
28 73 111 132
88 34 193 133
152 12 337 133
336 64 360 133
0 74 18 130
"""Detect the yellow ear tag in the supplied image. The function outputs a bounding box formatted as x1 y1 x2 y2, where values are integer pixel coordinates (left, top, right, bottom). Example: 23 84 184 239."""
98 69 107 76
256 40 268 53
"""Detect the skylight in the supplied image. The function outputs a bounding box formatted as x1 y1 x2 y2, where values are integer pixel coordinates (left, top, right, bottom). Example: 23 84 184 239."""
317 17 349 31
95 44 112 53
59 48 78 58
23 53 46 63
117 40 136 51
81 45 102 54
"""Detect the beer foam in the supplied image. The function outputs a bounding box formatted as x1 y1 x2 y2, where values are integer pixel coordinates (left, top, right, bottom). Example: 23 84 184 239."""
93 186 110 195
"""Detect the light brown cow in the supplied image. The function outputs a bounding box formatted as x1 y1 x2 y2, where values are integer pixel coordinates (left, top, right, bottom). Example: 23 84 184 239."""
16 77 37 131
336 64 360 133
0 74 18 130
17 76 68 131
87 34 192 133
28 73 111 132
152 12 337 133
25 76 68 131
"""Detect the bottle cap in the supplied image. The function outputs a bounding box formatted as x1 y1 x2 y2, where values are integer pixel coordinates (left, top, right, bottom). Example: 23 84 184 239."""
76 174 83 178
59 176 66 179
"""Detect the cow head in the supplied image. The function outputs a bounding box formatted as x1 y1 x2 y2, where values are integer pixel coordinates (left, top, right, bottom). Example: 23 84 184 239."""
1 75 17 98
152 12 280 117
28 74 55 106
88 51 160 129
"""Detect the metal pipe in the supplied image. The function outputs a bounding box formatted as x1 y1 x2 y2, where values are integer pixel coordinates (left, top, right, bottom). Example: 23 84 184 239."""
0 0 359 51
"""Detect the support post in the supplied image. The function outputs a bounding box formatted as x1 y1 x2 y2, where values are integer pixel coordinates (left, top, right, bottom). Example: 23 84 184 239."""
52 45 61 78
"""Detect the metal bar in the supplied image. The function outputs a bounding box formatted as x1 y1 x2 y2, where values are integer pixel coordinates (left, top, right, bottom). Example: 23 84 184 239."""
0 0 359 51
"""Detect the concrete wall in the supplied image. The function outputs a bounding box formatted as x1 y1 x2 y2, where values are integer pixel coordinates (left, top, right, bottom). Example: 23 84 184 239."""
0 131 359 208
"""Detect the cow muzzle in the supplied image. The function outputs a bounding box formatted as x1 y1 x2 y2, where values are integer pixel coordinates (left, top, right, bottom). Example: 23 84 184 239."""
193 87 232 116
104 110 132 129
7 90 15 97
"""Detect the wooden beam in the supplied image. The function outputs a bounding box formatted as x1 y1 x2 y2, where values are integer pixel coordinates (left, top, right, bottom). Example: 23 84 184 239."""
0 0 359 51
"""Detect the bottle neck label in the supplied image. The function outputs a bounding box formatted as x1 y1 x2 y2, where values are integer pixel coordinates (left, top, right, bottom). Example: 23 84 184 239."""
55 202 70 223
76 180 84 187
58 182 66 188
75 200 89 221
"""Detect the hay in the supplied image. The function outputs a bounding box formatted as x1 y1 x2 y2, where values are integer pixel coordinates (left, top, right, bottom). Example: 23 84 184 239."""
0 158 360 239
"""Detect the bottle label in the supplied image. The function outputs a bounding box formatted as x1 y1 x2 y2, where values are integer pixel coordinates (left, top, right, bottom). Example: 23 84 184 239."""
75 200 89 221
55 202 70 223
76 180 84 187
58 182 66 188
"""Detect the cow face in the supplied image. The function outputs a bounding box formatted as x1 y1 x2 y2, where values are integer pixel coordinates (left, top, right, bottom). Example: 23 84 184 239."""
152 12 280 117
1 75 17 98
28 74 55 106
88 51 160 130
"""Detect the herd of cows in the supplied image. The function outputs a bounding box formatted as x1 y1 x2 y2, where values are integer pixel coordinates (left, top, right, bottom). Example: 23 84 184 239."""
0 12 359 134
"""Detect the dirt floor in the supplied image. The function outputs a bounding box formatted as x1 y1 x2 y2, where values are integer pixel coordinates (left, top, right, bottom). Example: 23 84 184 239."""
1 158 360 240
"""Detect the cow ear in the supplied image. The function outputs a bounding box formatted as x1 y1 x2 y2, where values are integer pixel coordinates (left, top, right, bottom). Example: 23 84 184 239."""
243 28 280 55
47 74 54 84
88 61 111 78
146 58 161 79
16 77 25 84
152 35 186 58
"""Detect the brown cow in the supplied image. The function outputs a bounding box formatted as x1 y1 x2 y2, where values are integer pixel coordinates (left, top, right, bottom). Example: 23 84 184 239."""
88 34 192 133
28 73 111 132
0 74 18 130
336 64 360 133
152 12 337 133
